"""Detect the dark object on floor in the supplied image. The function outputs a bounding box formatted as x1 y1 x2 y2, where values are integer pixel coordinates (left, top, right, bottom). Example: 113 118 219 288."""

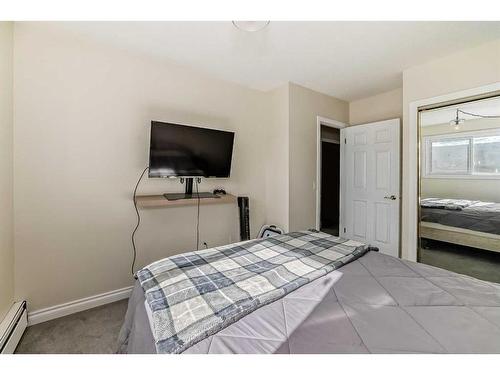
257 224 284 238
15 299 128 354
419 239 500 284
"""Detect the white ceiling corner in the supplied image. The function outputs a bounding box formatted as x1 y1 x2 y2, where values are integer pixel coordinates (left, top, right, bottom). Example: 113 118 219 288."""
45 21 500 101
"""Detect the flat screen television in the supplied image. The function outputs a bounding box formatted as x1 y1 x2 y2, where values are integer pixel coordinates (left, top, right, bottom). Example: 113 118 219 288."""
149 121 235 178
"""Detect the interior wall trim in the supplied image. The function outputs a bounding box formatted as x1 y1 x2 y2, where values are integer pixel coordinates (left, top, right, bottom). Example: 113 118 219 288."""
27 285 133 326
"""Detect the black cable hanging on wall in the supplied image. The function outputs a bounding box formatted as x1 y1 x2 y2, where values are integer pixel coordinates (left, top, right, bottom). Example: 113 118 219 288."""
130 169 203 277
456 109 500 119
450 108 500 128
195 178 201 251
131 167 149 277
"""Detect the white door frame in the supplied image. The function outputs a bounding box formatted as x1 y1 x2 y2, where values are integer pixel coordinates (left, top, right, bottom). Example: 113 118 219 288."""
406 82 500 262
315 116 347 231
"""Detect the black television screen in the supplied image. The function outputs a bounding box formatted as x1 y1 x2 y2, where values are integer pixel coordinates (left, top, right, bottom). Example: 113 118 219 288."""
149 121 235 178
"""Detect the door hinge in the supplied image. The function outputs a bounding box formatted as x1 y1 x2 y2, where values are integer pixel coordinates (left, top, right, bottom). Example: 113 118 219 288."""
343 227 346 233
344 138 346 144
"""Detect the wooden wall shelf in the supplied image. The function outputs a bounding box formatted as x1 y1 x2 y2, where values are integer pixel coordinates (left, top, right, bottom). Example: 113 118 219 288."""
136 194 237 209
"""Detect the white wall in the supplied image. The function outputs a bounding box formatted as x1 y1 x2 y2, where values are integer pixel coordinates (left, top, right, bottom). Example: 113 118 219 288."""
401 38 500 259
0 22 14 322
288 83 349 231
13 23 273 311
421 118 500 203
349 87 403 126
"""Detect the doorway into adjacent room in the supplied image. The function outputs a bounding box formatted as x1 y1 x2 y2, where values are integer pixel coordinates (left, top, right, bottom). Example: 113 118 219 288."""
320 126 341 235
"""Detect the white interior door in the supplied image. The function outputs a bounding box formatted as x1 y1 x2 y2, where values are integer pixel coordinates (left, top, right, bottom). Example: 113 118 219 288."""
341 119 400 257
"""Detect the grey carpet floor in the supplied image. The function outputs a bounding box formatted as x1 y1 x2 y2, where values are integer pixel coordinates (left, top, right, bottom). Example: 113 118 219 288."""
420 239 500 284
15 299 128 354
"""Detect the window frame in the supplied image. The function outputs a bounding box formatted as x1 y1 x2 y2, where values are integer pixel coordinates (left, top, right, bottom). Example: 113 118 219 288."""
422 128 500 180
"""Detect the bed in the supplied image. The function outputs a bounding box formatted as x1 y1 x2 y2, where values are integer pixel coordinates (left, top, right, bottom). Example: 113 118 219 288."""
420 198 500 253
117 231 500 354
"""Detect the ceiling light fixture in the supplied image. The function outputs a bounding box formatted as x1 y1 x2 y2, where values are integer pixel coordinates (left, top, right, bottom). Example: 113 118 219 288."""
232 21 270 32
449 108 500 130
450 109 465 130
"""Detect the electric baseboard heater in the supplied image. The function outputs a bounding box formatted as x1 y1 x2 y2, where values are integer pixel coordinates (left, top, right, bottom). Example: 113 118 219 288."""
0 301 27 354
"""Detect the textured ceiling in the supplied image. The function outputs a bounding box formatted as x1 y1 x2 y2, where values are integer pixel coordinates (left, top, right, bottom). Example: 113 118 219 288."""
45 21 500 101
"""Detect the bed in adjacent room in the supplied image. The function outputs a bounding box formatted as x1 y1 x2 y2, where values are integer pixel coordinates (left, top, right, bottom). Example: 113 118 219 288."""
420 198 500 253
117 230 500 354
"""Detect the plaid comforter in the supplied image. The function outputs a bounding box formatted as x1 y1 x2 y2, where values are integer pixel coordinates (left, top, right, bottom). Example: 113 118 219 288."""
420 198 478 210
137 230 372 354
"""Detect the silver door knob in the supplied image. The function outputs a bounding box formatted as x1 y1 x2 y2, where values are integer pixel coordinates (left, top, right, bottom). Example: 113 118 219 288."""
384 195 397 200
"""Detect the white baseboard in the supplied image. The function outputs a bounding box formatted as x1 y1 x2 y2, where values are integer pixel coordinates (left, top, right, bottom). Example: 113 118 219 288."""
1 301 28 354
28 285 133 326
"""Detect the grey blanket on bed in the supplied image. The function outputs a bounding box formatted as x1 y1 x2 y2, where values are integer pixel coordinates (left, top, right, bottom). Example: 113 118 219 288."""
421 199 500 235
137 231 370 354
421 198 478 210
119 251 500 354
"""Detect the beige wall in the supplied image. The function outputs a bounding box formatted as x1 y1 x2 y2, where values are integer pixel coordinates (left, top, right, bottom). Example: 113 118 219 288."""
288 83 349 231
264 84 290 231
0 22 14 321
349 87 403 125
11 24 349 311
264 82 348 232
13 23 273 311
348 39 500 260
421 179 500 203
421 118 500 202
13 23 496 311
401 38 500 259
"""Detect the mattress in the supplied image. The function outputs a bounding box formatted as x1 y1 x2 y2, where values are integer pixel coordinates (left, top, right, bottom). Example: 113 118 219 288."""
421 201 500 235
117 251 500 354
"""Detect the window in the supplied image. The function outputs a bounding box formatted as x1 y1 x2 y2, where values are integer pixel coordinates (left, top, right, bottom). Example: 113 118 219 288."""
473 135 500 174
423 130 500 178
429 138 469 174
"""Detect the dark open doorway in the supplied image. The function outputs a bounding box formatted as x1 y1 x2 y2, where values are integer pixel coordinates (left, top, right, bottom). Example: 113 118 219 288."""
320 126 341 236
